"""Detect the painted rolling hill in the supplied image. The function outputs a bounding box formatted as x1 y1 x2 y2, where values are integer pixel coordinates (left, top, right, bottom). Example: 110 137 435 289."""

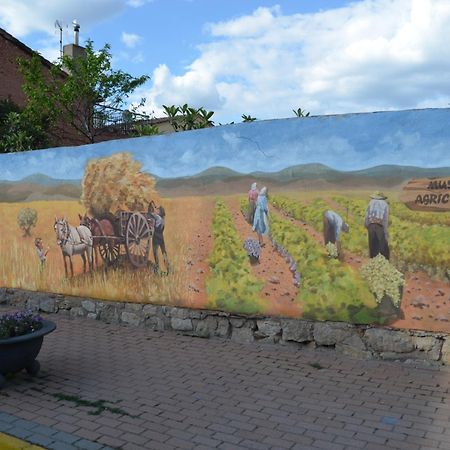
0 165 449 201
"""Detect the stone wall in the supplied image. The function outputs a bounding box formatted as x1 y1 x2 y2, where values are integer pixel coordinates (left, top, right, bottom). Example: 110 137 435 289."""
1 288 449 365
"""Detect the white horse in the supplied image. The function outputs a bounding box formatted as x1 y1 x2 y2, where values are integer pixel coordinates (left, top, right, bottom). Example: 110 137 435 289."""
54 217 93 277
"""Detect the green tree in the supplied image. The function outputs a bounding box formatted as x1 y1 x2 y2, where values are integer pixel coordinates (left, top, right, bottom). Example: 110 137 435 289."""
162 104 214 131
17 208 38 237
0 95 49 153
12 40 149 147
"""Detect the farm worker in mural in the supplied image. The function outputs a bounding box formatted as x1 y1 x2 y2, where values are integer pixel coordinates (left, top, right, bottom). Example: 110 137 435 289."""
322 210 349 258
247 182 259 224
147 201 170 274
364 191 390 260
34 237 49 269
253 186 269 246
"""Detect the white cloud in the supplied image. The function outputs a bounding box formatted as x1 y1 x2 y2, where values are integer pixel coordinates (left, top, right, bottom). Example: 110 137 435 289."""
0 0 124 37
126 0 154 7
141 0 450 122
121 32 142 48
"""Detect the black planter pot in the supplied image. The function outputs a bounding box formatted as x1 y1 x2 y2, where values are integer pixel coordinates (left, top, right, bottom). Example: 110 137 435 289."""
0 319 56 388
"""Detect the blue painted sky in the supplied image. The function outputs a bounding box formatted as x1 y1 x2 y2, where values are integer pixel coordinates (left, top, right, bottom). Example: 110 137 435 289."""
1 108 449 181
1 1 450 123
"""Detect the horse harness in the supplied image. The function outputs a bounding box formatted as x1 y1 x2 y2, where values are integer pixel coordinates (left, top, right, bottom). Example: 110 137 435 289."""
58 221 91 247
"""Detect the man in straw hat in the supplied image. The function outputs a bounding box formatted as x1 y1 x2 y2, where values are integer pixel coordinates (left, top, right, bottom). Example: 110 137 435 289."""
364 191 390 260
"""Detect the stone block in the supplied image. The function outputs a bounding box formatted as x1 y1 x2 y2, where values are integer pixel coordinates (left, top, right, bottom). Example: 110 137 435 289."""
364 328 414 354
124 303 143 313
86 313 98 320
441 338 450 365
336 334 372 359
168 307 191 319
98 304 121 324
313 322 352 346
281 319 313 342
194 316 218 338
231 327 254 344
57 299 72 310
121 311 141 326
412 336 443 361
256 320 281 338
142 304 159 317
69 307 86 318
215 318 231 338
39 297 56 313
230 318 246 328
171 317 193 331
81 300 96 313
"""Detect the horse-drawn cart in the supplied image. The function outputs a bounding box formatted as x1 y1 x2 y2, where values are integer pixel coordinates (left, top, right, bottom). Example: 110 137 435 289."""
88 210 155 268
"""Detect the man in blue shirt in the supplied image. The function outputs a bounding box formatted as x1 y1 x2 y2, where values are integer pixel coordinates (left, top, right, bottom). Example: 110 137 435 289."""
323 210 350 258
364 191 390 260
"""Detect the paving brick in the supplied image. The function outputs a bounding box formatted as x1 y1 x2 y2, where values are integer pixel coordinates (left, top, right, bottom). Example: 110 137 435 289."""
0 311 448 450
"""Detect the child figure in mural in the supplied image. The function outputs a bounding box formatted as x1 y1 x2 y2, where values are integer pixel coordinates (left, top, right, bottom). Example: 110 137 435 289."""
147 201 170 274
35 237 49 269
322 210 349 258
247 182 259 224
252 186 269 246
364 191 390 260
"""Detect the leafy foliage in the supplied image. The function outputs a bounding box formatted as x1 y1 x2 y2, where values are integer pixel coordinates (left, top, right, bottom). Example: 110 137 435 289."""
17 208 38 236
81 152 158 216
293 108 310 117
206 200 263 314
163 104 214 131
0 310 43 339
270 212 379 323
13 41 149 146
361 255 404 307
241 114 257 122
133 122 160 136
326 242 339 259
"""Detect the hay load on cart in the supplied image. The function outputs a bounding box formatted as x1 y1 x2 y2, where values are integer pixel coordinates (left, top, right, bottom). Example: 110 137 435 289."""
81 152 159 268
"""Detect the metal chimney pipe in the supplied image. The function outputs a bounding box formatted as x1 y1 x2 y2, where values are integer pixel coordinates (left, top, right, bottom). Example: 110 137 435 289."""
73 20 80 45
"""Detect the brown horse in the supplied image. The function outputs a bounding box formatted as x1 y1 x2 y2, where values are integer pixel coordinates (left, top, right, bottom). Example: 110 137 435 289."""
79 214 118 267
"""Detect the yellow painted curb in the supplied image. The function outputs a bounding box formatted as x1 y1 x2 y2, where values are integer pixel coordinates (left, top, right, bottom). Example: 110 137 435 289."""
0 432 45 450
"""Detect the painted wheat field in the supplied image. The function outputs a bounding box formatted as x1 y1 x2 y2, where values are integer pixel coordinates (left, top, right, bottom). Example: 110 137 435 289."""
0 188 450 332
0 198 214 309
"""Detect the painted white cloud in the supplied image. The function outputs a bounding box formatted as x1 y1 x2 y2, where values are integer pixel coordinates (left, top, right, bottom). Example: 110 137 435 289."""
141 0 450 122
121 32 142 48
0 0 124 37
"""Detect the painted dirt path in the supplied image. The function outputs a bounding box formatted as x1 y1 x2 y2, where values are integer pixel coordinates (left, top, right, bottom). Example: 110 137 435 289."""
181 197 215 309
226 198 301 317
273 203 450 333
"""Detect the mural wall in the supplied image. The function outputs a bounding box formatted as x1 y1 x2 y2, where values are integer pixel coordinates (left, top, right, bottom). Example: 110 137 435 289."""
0 108 449 333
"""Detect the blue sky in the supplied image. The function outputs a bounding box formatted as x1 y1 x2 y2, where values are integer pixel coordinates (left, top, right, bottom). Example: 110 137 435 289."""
1 0 450 123
1 108 449 181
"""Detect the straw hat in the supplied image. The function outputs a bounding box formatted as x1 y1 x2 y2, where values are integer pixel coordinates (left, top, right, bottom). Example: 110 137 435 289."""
370 191 387 200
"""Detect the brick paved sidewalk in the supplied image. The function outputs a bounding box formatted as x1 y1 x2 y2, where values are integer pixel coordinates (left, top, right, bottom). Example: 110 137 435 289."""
0 313 449 450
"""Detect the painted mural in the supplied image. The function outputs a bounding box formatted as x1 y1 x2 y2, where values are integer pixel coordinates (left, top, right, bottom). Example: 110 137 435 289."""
0 108 449 333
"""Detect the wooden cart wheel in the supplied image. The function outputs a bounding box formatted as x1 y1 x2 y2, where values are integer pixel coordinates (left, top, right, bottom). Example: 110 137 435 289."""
96 219 120 266
98 240 120 266
126 212 151 268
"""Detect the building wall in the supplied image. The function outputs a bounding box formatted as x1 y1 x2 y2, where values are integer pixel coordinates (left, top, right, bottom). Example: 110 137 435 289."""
0 30 40 107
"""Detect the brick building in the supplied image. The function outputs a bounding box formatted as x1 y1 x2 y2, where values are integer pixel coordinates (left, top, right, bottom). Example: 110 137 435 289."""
0 27 54 108
0 27 176 147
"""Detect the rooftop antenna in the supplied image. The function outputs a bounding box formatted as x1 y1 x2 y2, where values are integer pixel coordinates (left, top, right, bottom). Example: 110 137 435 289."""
72 19 80 45
54 20 65 58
